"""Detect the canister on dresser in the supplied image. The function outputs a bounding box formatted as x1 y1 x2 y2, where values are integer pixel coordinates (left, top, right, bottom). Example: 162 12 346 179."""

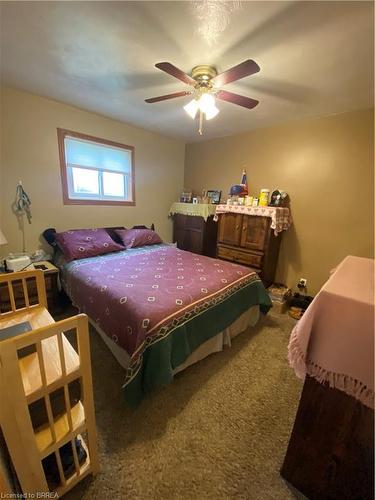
259 189 270 206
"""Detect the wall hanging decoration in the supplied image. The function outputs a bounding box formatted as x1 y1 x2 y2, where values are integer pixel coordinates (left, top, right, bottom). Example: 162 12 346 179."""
12 181 32 252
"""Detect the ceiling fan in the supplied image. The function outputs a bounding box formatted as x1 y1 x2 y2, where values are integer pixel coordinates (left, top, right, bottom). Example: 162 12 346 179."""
145 59 260 135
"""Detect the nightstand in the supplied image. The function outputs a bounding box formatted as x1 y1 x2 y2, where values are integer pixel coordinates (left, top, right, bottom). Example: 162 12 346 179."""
0 261 61 315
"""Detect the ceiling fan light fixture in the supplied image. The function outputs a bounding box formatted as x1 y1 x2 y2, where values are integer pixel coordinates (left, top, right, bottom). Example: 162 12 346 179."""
183 99 199 119
204 105 220 120
147 59 260 133
198 93 216 113
197 93 219 120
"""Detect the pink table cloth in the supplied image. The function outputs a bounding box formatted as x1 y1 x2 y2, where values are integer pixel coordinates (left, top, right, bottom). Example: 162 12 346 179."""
288 255 374 408
214 204 292 235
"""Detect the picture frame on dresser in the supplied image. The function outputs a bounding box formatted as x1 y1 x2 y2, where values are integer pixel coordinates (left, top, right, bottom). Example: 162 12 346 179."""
207 190 222 204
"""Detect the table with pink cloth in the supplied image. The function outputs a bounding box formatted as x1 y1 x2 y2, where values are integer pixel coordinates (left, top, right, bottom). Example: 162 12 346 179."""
214 204 292 236
288 255 374 409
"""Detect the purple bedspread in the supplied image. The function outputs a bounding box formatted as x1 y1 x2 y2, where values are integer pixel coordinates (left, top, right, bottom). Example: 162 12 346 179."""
61 244 258 360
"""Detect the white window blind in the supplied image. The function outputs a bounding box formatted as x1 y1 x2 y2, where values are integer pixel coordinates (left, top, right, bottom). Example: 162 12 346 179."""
63 135 133 203
65 137 132 174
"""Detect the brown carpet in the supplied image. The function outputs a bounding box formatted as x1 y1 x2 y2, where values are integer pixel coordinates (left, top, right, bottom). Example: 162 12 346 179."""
64 311 303 500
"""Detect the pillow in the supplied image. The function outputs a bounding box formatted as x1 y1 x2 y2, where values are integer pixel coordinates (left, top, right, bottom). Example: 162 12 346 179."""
115 228 162 249
43 227 125 248
42 228 57 247
55 228 124 262
103 226 126 244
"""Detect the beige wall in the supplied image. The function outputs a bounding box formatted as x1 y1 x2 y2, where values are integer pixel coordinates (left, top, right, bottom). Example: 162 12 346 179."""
185 109 374 294
1 88 373 295
0 87 185 254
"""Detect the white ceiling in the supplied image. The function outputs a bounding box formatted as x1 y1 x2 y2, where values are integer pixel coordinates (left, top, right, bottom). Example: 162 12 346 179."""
1 1 373 143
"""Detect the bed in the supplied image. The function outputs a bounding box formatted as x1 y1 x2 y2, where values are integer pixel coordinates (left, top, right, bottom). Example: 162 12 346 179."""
49 230 272 406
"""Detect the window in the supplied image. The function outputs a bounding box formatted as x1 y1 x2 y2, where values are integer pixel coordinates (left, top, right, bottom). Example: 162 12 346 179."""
57 129 135 205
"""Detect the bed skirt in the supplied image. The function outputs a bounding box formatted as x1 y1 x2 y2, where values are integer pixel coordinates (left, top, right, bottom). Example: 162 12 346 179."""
89 305 260 375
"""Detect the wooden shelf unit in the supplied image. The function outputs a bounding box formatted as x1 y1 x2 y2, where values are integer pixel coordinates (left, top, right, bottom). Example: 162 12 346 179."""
0 270 99 496
55 434 91 497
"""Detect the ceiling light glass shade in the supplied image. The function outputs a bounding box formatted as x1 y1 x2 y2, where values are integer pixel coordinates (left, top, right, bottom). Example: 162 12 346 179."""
183 99 199 119
204 105 220 120
198 93 216 113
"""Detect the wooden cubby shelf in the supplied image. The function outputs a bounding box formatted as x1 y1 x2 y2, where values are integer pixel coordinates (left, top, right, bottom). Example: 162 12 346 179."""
0 270 99 496
20 334 80 402
35 401 86 457
55 435 91 496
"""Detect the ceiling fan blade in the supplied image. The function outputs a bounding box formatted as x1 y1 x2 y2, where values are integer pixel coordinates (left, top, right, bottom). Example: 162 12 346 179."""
211 59 260 87
216 90 259 109
155 62 196 86
145 90 192 103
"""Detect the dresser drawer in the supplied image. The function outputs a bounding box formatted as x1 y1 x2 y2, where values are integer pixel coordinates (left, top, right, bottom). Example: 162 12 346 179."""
217 246 263 268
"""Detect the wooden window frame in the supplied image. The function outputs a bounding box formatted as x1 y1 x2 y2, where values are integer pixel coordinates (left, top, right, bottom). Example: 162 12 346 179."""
57 128 135 206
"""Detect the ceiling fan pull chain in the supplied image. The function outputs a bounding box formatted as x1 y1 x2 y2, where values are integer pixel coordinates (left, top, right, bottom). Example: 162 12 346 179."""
198 110 204 135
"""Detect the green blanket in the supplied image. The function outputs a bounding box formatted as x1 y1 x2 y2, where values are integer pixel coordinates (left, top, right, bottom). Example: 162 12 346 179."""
123 278 271 407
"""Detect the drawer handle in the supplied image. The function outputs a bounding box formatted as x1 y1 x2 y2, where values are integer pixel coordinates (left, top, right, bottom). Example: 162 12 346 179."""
242 226 247 231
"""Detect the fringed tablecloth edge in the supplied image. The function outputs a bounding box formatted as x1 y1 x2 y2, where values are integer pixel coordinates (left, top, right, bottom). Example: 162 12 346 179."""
288 326 374 410
213 205 292 236
170 209 210 222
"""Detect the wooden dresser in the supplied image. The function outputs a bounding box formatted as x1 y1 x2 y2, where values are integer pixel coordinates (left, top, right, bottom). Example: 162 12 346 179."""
172 214 218 257
216 212 282 286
